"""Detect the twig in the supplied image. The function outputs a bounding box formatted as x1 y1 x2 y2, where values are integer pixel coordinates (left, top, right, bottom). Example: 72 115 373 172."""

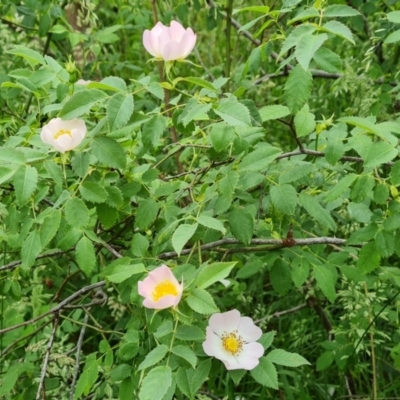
255 303 308 324
158 237 359 259
36 313 59 400
0 281 106 335
100 241 123 259
0 249 74 272
69 311 90 400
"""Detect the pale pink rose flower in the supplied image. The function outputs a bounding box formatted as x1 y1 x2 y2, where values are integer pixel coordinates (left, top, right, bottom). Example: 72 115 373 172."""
138 265 183 309
202 309 265 370
76 79 91 85
143 20 196 61
40 117 87 153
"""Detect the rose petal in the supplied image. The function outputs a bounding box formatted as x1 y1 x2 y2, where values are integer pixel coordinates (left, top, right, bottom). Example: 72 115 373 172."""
235 342 265 370
169 20 186 41
209 309 241 337
143 30 157 57
237 316 263 342
179 29 196 58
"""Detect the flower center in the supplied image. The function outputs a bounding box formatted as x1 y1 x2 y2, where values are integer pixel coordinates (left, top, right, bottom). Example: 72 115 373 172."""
53 129 72 139
152 280 179 301
222 331 244 355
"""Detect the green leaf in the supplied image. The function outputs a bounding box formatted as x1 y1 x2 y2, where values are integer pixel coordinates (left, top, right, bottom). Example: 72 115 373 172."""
375 230 394 258
316 351 334 371
65 197 90 229
279 25 316 57
357 242 380 273
190 359 212 395
172 223 198 256
174 76 218 92
291 257 310 287
40 209 61 247
312 47 342 73
385 29 400 44
391 161 400 185
321 21 354 44
229 369 247 385
363 141 398 170
279 161 313 184
0 363 35 397
347 202 372 223
7 45 45 66
91 136 126 169
266 349 311 367
74 354 99 398
106 263 146 283
295 33 328 70
374 183 389 205
21 230 42 269
138 345 169 371
96 203 118 228
289 7 319 24
60 89 108 119
250 357 278 389
325 131 345 165
196 214 226 234
107 93 134 131
270 184 297 215
186 288 219 314
196 261 236 289
142 115 167 149
238 146 282 172
135 199 159 230
284 65 312 114
233 5 269 14
388 11 400 23
171 345 197 368
176 325 205 341
350 175 375 203
0 147 26 165
176 368 193 399
214 98 251 127
13 165 38 205
324 173 357 202
324 5 360 17
259 331 276 351
270 260 292 295
178 100 211 126
229 209 253 245
105 186 124 208
131 233 149 257
139 366 172 400
294 104 316 137
210 123 235 152
79 181 108 203
71 152 90 177
0 166 15 185
75 236 96 275
313 263 337 303
259 105 290 121
299 193 336 230
384 214 400 232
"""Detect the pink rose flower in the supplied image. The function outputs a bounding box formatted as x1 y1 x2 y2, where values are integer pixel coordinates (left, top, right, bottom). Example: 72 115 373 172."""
138 265 183 309
143 20 196 61
202 309 265 370
40 117 87 153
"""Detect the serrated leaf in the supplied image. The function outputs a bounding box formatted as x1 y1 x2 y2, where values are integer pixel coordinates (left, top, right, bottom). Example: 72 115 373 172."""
60 89 108 119
7 45 45 66
270 184 297 215
71 152 90 177
91 136 126 169
190 359 211 395
13 165 38 205
186 288 219 314
295 33 328 70
41 209 61 247
138 345 169 371
229 369 247 385
259 105 290 121
291 256 310 287
214 98 251 127
196 261 236 289
229 209 253 245
105 186 124 208
375 230 394 258
75 236 96 275
385 29 400 44
142 115 167 149
65 197 90 229
294 104 316 137
313 263 337 303
0 166 15 185
250 357 278 389
324 173 357 202
313 47 342 73
196 214 226 234
176 368 193 399
324 5 360 17
74 353 99 398
171 345 197 368
210 123 235 152
106 263 146 283
357 242 380 273
172 223 198 256
284 65 312 114
79 181 108 203
176 325 205 341
96 203 118 228
384 214 400 232
259 331 276 351
239 146 282 172
0 147 26 165
21 230 42 269
299 193 336 230
322 21 354 44
279 25 316 57
289 7 319 24
139 366 172 400
266 349 310 367
270 260 292 295
107 93 134 131
363 141 398 169
130 233 149 257
174 76 217 91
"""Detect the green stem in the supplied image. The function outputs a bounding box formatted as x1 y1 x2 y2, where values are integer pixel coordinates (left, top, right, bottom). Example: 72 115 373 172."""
166 315 180 366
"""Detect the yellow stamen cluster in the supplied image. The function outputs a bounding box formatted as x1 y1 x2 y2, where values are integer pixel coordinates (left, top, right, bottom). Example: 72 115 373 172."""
222 330 244 355
53 129 72 139
152 280 179 301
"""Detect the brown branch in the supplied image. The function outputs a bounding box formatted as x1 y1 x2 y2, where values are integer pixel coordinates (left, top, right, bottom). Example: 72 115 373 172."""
255 303 308 324
158 237 359 259
0 281 106 335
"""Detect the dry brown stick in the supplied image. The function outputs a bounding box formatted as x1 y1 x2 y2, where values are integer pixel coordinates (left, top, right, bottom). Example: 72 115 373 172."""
255 303 308 324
